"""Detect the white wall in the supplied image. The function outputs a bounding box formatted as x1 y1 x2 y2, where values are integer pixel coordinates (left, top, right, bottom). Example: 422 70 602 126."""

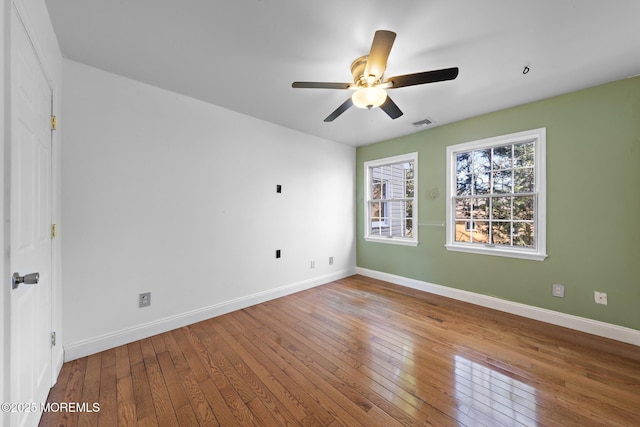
61 60 356 360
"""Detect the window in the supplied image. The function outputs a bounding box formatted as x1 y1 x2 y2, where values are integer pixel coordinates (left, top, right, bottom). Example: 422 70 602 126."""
364 152 418 246
445 128 546 260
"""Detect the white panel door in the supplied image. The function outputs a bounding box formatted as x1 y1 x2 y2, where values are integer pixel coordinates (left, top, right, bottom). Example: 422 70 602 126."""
9 5 53 427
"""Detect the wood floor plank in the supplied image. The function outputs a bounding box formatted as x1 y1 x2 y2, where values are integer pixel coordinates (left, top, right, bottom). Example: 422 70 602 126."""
127 341 143 367
282 288 468 422
76 353 101 427
40 275 640 426
197 320 307 426
170 327 213 383
144 353 180 426
236 309 389 427
198 378 243 427
156 351 191 410
97 352 117 427
114 345 131 380
256 292 462 425
115 376 136 426
39 358 86 427
130 362 156 423
181 324 261 426
217 313 334 425
175 368 219 427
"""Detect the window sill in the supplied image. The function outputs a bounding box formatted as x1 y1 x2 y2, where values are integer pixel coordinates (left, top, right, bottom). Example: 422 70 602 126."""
445 244 547 261
365 236 419 247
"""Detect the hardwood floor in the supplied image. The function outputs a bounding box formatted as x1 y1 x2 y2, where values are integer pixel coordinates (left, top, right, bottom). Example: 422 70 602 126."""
39 275 640 426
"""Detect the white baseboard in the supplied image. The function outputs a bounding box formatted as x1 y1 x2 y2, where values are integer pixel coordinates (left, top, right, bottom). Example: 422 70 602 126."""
356 267 640 347
63 269 355 361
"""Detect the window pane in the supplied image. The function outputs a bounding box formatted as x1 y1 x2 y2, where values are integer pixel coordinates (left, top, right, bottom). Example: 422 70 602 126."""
473 149 491 173
390 224 403 237
405 179 414 198
514 142 534 167
514 168 534 193
456 152 472 174
493 170 512 194
492 197 511 220
474 172 490 195
492 145 512 169
455 221 471 242
513 222 535 248
491 222 512 245
370 202 383 220
385 201 404 237
388 180 398 198
370 223 381 235
404 162 414 177
472 197 489 219
455 198 470 219
405 200 413 220
379 165 391 181
405 219 413 237
457 174 472 196
472 221 490 243
513 196 534 220
372 179 383 200
369 208 385 235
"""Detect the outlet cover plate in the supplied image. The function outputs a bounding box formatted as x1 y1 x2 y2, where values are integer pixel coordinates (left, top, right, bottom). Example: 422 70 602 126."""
139 292 151 308
594 291 608 305
552 284 565 298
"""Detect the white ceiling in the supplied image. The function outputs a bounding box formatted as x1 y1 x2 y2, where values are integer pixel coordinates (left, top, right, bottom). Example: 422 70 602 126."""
45 0 640 147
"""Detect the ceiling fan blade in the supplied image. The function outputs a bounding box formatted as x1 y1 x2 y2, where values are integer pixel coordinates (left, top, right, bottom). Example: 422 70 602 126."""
292 82 352 89
387 67 459 88
324 98 353 122
379 96 403 119
364 30 396 82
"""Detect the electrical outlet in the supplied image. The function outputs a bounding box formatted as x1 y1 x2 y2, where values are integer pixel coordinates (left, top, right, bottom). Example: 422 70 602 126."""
139 292 151 308
275 249 281 258
552 284 565 298
311 261 315 269
594 291 608 305
329 256 334 265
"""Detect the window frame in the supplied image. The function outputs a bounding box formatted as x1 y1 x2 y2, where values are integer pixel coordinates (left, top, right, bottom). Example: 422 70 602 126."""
364 152 418 247
445 128 547 261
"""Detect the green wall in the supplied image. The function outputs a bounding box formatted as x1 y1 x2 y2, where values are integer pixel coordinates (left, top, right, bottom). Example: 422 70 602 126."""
356 76 640 330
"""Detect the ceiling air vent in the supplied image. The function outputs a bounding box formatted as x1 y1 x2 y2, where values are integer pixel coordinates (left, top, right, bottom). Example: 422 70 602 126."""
412 117 435 128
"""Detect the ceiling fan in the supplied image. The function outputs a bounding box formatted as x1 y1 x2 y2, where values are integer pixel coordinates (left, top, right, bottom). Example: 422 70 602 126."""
292 30 459 122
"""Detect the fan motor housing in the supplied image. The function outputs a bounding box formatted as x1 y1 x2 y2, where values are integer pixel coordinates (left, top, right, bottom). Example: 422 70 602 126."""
351 55 381 86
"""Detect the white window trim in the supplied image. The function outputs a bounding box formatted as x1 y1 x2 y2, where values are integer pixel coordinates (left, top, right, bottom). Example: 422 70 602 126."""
445 128 547 261
364 152 418 247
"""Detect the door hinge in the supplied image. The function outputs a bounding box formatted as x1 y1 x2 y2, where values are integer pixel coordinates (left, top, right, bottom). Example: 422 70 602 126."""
51 224 57 239
51 115 57 131
51 332 56 347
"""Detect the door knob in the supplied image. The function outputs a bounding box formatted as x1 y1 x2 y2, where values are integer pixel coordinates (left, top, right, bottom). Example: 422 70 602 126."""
12 272 39 289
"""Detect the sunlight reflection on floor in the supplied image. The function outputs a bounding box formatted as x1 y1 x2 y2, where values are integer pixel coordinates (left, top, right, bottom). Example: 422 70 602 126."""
454 355 537 426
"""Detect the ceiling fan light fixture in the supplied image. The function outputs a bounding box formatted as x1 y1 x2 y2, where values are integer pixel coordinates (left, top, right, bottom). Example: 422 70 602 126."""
351 86 387 109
